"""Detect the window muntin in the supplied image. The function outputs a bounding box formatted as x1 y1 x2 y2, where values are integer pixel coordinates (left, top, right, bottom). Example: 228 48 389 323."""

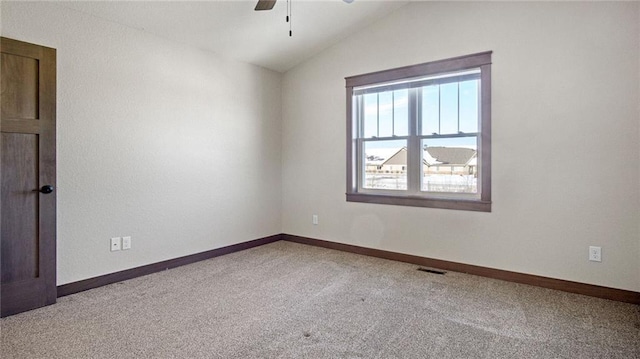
346 52 492 211
361 90 409 139
422 85 440 135
459 80 479 133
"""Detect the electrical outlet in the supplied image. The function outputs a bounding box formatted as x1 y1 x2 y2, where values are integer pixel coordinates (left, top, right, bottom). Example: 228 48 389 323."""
122 236 131 250
312 214 318 225
589 246 601 262
110 237 121 252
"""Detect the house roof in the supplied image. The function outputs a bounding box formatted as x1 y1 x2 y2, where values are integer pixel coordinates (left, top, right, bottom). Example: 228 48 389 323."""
365 147 404 166
424 147 476 166
365 146 477 167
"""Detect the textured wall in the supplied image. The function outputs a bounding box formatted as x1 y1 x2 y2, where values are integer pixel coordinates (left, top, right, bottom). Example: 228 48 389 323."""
2 2 283 285
282 2 640 291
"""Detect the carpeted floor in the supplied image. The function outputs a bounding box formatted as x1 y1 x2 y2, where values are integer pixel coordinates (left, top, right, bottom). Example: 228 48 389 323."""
1 241 639 358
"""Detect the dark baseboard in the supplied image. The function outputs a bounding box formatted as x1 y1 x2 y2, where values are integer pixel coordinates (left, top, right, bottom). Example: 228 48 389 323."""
57 234 282 297
58 232 640 305
282 234 640 305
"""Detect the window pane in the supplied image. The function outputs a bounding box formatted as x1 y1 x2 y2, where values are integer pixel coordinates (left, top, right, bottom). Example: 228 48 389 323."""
363 140 407 190
422 85 439 135
440 82 458 135
422 137 477 193
393 89 408 136
363 93 377 138
378 91 393 137
459 80 479 133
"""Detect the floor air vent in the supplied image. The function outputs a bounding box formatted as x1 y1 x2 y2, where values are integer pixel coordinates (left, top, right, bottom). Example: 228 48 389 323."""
417 268 446 275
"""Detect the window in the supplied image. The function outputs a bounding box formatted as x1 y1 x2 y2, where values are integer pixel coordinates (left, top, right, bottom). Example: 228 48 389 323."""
346 52 492 212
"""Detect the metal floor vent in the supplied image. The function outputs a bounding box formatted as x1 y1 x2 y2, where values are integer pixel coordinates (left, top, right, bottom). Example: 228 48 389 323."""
417 267 446 275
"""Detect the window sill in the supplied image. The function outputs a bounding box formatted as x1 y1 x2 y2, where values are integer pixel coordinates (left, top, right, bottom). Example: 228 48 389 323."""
346 192 491 212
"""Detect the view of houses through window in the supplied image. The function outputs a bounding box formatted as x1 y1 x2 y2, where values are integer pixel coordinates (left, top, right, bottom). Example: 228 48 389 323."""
363 143 478 193
360 73 479 194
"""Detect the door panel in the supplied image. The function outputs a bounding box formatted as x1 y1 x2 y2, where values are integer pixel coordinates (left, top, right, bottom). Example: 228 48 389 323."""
1 53 39 120
1 133 39 282
1 37 56 317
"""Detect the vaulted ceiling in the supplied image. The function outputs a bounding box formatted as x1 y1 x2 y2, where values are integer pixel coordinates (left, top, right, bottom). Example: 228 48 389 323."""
59 0 408 72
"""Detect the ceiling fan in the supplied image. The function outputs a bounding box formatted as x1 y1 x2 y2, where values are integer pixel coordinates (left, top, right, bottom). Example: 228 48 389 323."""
255 0 353 11
255 0 354 36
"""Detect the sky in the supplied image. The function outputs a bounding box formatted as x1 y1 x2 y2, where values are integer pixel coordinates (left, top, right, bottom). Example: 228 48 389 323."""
361 78 479 152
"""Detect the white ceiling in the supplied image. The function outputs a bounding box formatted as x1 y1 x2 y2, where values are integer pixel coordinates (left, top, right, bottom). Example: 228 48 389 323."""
59 0 408 73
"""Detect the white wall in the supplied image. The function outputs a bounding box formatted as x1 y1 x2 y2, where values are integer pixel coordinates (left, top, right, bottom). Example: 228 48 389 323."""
282 2 640 291
2 1 283 285
2 1 638 293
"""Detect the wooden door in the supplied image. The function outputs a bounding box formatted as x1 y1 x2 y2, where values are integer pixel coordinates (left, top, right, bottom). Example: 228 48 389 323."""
1 37 57 317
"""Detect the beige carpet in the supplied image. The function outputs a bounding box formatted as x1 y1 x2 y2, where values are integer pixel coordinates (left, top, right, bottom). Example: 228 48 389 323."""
1 241 639 358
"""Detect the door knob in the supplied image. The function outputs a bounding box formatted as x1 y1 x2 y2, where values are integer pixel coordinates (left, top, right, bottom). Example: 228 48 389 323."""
35 185 54 194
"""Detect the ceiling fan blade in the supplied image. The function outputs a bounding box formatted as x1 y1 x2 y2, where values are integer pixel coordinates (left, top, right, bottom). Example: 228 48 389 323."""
255 0 277 11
